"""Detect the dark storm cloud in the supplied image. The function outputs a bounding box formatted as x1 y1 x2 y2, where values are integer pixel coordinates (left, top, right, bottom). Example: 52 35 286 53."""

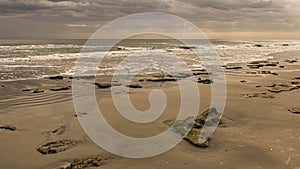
0 0 299 38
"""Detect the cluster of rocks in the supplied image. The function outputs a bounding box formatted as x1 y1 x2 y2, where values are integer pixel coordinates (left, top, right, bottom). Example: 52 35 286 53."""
241 93 275 99
267 83 299 93
247 60 280 69
37 139 82 155
22 86 71 93
58 156 112 169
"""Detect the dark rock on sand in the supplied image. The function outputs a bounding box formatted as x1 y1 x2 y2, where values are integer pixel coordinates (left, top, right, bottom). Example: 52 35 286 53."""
240 80 247 83
48 76 64 80
291 81 299 85
225 65 243 70
198 78 213 84
127 84 142 88
192 70 212 76
179 46 196 50
37 139 82 155
95 82 111 88
293 77 300 80
265 62 278 67
254 44 263 47
279 65 285 68
246 71 257 75
146 77 177 82
50 86 71 91
0 125 17 131
288 107 300 114
58 155 112 169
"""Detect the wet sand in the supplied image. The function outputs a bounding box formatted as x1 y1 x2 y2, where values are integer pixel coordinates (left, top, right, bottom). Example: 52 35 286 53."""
1 51 300 169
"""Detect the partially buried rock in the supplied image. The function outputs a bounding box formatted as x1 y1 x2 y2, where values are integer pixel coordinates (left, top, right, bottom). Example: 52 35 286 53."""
37 139 82 155
127 84 142 88
285 59 298 63
48 75 64 80
225 65 243 70
265 62 278 67
95 82 111 88
198 78 213 84
32 89 44 93
146 77 177 82
169 108 221 148
50 86 71 91
0 125 17 131
293 77 300 80
288 107 300 114
254 44 263 47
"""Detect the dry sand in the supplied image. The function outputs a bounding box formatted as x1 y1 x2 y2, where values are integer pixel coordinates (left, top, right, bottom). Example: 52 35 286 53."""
1 51 300 169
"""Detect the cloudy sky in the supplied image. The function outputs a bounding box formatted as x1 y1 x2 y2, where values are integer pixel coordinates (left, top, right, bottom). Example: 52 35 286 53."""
0 0 299 39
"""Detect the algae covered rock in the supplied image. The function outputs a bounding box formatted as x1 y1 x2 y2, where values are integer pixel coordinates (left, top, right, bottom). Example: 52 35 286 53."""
168 108 221 148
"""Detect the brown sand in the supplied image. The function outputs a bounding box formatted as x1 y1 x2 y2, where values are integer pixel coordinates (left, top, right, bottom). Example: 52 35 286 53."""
1 51 300 169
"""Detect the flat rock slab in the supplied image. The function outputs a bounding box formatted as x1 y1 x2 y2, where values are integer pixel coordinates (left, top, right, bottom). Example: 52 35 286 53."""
95 82 111 88
49 86 71 91
164 108 222 148
146 77 177 82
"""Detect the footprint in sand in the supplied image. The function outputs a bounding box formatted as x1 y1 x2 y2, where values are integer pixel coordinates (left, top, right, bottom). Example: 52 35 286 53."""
58 155 113 169
37 139 82 155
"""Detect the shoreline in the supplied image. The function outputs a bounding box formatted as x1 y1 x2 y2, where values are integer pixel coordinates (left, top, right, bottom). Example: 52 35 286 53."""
1 51 300 169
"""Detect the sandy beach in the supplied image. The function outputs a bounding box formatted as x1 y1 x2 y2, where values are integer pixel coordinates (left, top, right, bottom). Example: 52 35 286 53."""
0 49 300 169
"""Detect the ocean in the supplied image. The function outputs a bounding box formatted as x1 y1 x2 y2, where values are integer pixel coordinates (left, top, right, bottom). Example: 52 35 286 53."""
0 39 299 81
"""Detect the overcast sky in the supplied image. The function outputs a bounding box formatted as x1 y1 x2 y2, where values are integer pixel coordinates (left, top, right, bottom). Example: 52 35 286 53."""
0 0 299 39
